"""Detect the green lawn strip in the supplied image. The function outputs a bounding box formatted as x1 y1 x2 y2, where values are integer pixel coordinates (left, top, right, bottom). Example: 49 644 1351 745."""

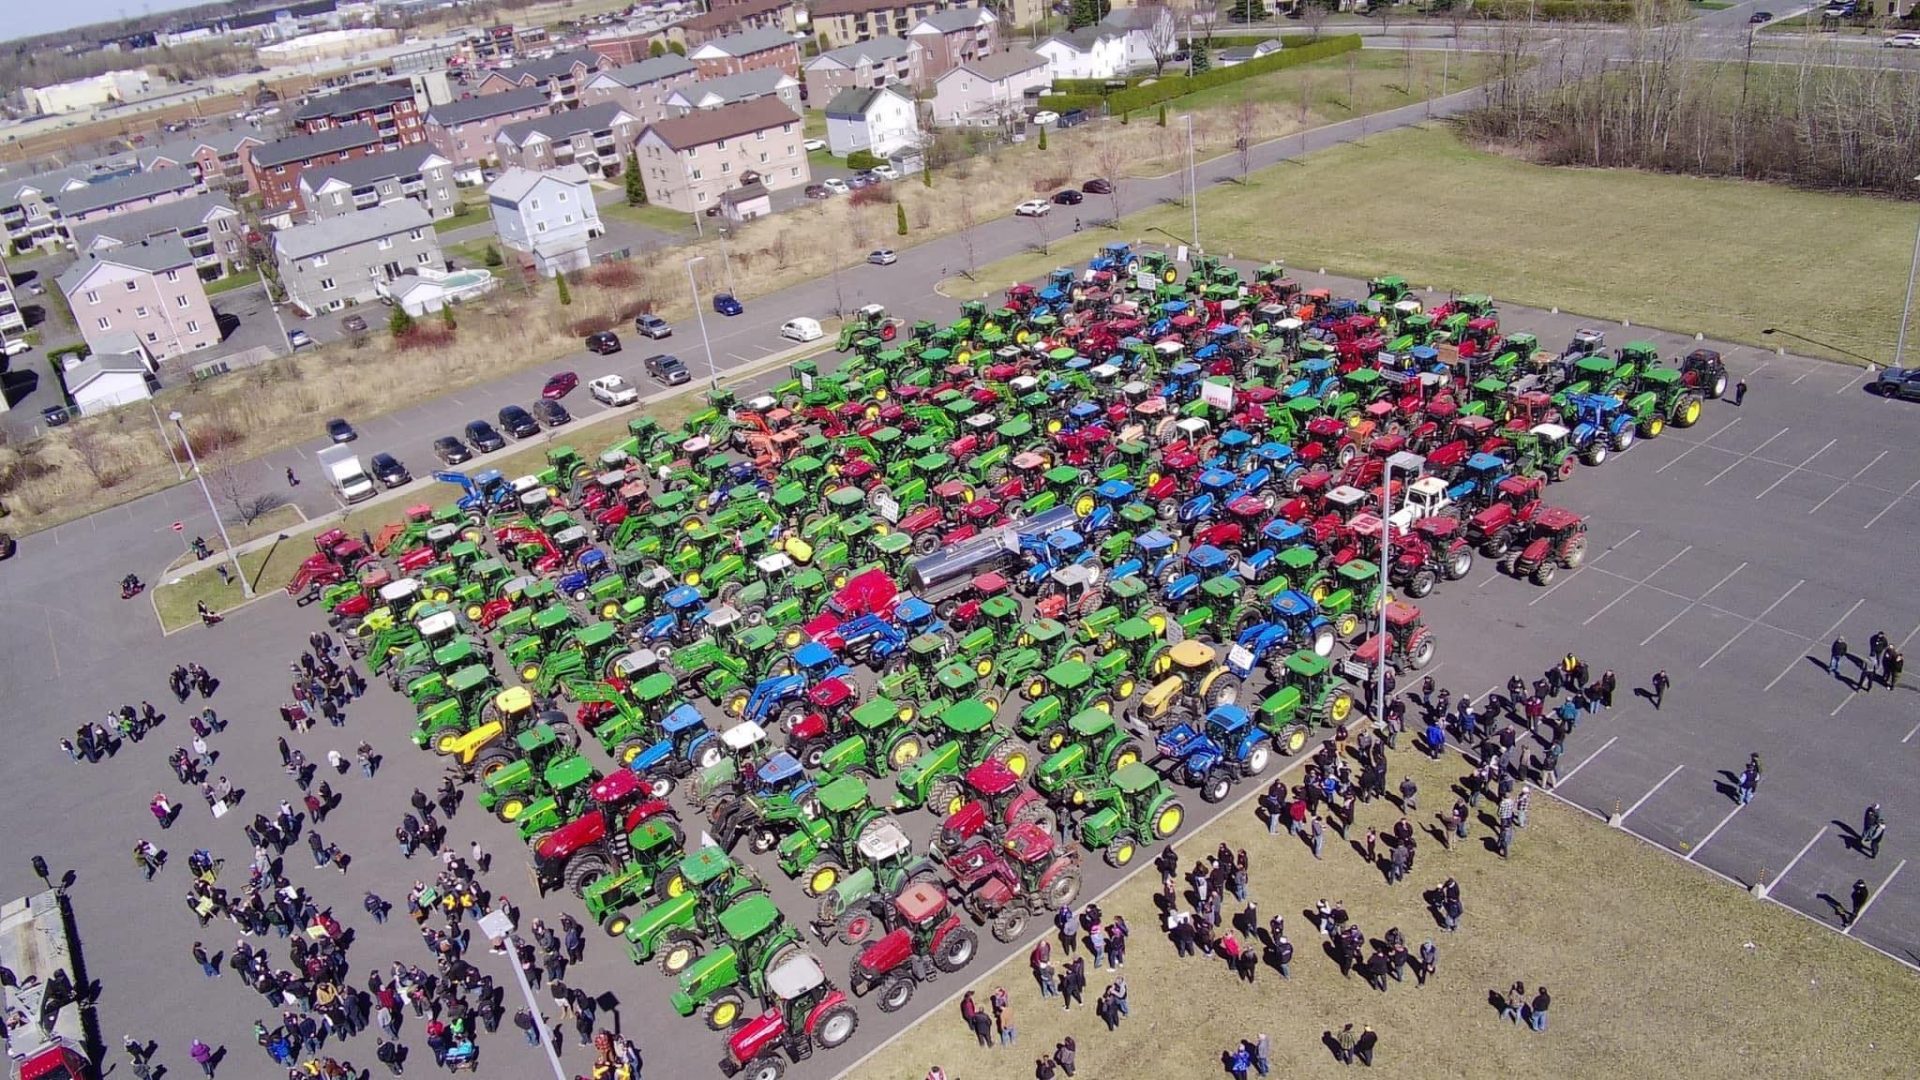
162 503 307 572
433 203 493 233
599 201 697 234
204 266 262 296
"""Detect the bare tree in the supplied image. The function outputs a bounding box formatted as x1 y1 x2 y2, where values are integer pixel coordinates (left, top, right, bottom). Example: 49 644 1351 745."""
210 456 282 528
1298 63 1313 123
1094 140 1129 224
65 422 123 489
1233 91 1257 180
956 199 980 280
1345 47 1358 110
1029 211 1052 256
1140 0 1182 75
1300 0 1330 40
1401 28 1418 95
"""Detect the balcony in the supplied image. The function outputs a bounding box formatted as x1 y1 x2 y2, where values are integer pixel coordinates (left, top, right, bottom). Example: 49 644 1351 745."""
401 180 426 195
352 188 381 208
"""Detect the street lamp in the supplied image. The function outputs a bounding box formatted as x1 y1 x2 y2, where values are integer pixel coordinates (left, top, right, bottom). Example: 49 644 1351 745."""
1760 327 1878 367
685 255 720 391
1181 113 1199 254
1376 449 1425 721
1893 174 1920 370
170 411 250 598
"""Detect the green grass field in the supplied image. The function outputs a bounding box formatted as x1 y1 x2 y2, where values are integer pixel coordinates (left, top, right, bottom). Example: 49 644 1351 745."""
599 200 697 234
850 749 1920 1080
203 267 262 296
1154 47 1485 118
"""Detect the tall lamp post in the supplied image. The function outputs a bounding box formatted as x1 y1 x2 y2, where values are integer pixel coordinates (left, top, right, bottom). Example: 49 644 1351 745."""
1181 113 1199 254
170 411 251 597
1376 450 1425 719
1892 174 1920 370
685 255 720 391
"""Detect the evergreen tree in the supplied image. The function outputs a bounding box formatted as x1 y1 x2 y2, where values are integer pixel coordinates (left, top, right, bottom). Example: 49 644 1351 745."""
555 272 572 306
1067 0 1111 29
1190 43 1212 75
667 41 686 55
440 302 456 329
484 244 503 267
1228 0 1268 22
624 151 646 206
1158 104 1168 126
1038 125 1048 150
388 305 413 336
896 202 908 236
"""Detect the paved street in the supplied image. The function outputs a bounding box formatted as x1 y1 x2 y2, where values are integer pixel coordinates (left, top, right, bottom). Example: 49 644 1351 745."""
0 89 1916 1080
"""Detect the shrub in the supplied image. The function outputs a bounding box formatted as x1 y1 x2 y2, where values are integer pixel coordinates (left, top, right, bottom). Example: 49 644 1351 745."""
1033 173 1070 194
555 273 572 306
848 185 895 206
586 261 640 289
388 305 414 336
847 149 884 170
1108 36 1360 114
483 244 503 267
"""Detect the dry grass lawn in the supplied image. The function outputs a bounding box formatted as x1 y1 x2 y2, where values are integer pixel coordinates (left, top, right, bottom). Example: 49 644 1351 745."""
848 749 1917 1080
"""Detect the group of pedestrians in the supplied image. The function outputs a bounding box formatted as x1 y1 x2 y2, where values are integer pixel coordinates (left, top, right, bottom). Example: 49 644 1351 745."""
1830 632 1905 693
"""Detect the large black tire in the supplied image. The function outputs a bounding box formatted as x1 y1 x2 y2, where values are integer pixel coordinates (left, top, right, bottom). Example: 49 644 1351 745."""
874 973 915 1013
564 855 609 898
933 926 979 973
812 1002 860 1049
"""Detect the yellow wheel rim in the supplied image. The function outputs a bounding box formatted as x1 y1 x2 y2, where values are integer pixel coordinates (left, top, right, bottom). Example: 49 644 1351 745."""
501 798 526 821
984 695 1002 712
435 733 459 753
875 387 889 401
663 944 694 971
1286 729 1307 753
1043 731 1065 751
1116 748 1139 769
711 1001 739 1028
609 916 629 936
665 875 687 898
1117 678 1135 699
1114 842 1135 864
891 741 920 768
603 602 620 620
621 745 643 766
685 571 701 585
1683 401 1700 424
1147 613 1167 635
1331 695 1352 722
1028 679 1046 699
522 664 541 683
1093 698 1111 714
1006 749 1029 776
1075 495 1095 516
1157 806 1184 834
1648 418 1663 437
1047 420 1062 434
1154 655 1171 676
467 604 484 621
975 658 993 676
898 705 917 724
1310 581 1330 602
809 867 839 894
944 793 965 815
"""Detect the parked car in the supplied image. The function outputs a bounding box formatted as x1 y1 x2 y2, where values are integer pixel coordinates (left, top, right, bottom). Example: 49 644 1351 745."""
823 178 850 195
288 329 316 350
370 452 411 487
847 173 873 189
590 374 639 405
585 331 621 355
341 313 368 334
634 314 672 339
1014 199 1052 217
781 318 824 343
1052 189 1084 205
541 371 579 398
868 249 898 266
434 435 473 464
0 338 28 357
1886 31 1920 46
465 420 506 453
803 138 827 152
1031 109 1060 126
871 164 900 181
1082 177 1113 194
713 293 744 316
1870 367 1920 401
41 405 69 428
804 183 831 200
645 354 691 385
325 417 356 443
532 399 571 426
498 405 540 438
1750 10 1774 21
1058 109 1088 128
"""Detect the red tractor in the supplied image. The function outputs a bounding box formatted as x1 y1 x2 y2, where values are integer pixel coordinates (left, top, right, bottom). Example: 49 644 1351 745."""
801 568 900 642
1465 476 1546 557
942 822 1084 942
494 525 566 575
715 952 860 1080
1344 601 1438 677
846 882 979 1012
531 769 679 895
285 529 379 597
1501 506 1588 586
1382 516 1475 599
935 759 1058 856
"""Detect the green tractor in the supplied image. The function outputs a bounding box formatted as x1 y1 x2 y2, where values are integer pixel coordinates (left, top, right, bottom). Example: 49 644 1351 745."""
410 664 504 750
661 604 783 704
1258 650 1355 755
808 817 944 945
578 818 688 937
771 776 896 898
993 617 1071 699
475 721 596 823
1635 366 1704 432
623 846 770 975
505 602 579 686
1014 657 1142 753
529 619 626 699
667 894 807 1031
1030 708 1147 811
1075 762 1187 868
894 698 1027 816
510 755 603 845
812 695 926 779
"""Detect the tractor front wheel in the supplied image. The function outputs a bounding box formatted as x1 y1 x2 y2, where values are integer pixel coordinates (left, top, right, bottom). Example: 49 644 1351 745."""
874 974 915 1013
702 994 745 1031
1404 569 1436 599
804 860 843 898
599 910 630 937
933 926 979 973
1200 770 1232 804
1104 836 1139 868
991 908 1029 943
563 854 609 898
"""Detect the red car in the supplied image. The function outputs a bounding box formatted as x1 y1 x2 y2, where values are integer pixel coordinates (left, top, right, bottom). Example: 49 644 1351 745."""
542 371 579 398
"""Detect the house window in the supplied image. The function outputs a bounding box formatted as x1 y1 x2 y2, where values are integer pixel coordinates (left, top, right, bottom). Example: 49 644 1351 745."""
716 138 727 150
696 191 707 204
790 166 800 178
537 221 548 232
557 190 568 202
721 162 731 174
312 253 328 267
756 130 766 141
166 269 179 282
409 228 423 241
417 252 432 264
218 218 230 232
126 280 139 291
787 145 795 157
186 319 199 334
691 168 703 180
176 295 190 308
320 277 336 290
782 122 793 134
96 316 111 330
530 198 541 211
378 238 394 250
136 306 148 317
146 331 158 343
563 213 573 224
86 290 99 304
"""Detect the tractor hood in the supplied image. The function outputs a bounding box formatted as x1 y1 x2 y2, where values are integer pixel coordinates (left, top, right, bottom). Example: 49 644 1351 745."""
856 926 914 976
726 1009 788 1066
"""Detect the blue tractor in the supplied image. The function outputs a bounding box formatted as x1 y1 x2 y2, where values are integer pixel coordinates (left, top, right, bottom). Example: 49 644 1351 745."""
1015 527 1092 594
1175 468 1240 527
623 701 719 796
1109 529 1179 583
1153 704 1275 804
1157 544 1234 609
1089 242 1138 276
721 642 853 732
1228 589 1337 681
1564 393 1637 465
1442 453 1511 508
632 584 709 648
435 469 517 525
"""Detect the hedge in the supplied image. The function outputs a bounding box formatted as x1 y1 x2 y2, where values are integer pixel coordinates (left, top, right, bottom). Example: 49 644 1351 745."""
1104 34 1360 114
1033 93 1106 114
1473 0 1634 19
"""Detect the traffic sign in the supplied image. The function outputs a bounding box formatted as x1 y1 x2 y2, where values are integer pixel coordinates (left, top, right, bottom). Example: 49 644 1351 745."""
171 521 184 532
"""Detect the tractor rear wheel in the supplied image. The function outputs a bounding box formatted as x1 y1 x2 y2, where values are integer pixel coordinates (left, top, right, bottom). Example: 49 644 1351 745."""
1045 867 1084 908
1405 569 1436 599
929 777 966 818
1407 628 1436 669
1243 739 1273 777
1013 799 1056 838
813 1002 860 1050
874 974 915 1013
1613 426 1635 452
1200 769 1232 804
563 855 609 898
473 746 516 780
1481 531 1511 559
1558 534 1588 567
1106 740 1144 773
991 908 1029 943
804 859 844 898
837 907 880 945
1444 545 1473 581
934 926 979 973
1152 799 1187 839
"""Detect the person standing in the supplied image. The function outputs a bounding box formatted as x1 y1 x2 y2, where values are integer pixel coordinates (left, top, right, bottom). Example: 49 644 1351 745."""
1335 1023 1357 1065
1310 815 1325 860
1831 637 1849 677
188 1039 215 1077
1056 905 1079 955
287 467 300 488
192 941 218 977
1869 630 1889 668
1416 939 1437 987
1862 803 1886 859
1598 669 1617 708
1884 648 1904 691
1733 378 1747 406
1844 878 1871 927
1529 986 1552 1032
1354 1026 1378 1066
1053 1037 1077 1078
1227 1043 1251 1080
1737 760 1759 806
1252 1032 1271 1078
1032 941 1056 997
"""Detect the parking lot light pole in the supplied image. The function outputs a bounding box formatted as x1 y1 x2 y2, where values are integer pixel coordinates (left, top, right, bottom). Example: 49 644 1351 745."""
170 411 250 597
1377 450 1425 717
685 255 720 391
1181 113 1199 254
1893 174 1920 369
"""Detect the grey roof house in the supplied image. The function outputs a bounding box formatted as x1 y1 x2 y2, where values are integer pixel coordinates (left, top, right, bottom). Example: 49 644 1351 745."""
56 235 221 361
68 192 246 281
297 143 457 222
52 167 205 235
272 200 443 316
665 69 802 115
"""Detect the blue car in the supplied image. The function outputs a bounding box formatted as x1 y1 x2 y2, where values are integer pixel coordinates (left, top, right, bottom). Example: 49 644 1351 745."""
713 293 744 316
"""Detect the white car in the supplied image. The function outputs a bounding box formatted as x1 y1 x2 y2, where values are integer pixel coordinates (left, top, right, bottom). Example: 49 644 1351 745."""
868 249 898 266
822 177 850 195
1014 199 1052 217
803 138 827 151
1886 32 1920 47
1031 110 1060 126
870 164 900 181
589 374 639 406
781 317 824 343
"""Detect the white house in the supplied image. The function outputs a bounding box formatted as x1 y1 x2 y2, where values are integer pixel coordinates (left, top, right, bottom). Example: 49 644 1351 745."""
485 165 604 278
824 86 922 158
1035 27 1131 82
1100 6 1176 72
928 47 1051 128
62 334 156 416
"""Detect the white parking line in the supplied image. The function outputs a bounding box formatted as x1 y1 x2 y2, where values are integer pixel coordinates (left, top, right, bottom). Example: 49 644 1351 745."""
1582 545 1693 626
1553 735 1616 787
1639 562 1744 646
1829 619 1920 717
449 395 467 407
1807 450 1888 515
1686 804 1743 861
1862 475 1920 531
1844 859 1906 936
1792 368 1816 385
1703 427 1789 486
727 352 750 363
1530 528 1637 606
1656 416 1740 474
1754 438 1835 500
1704 579 1805 671
1834 369 1869 396
1904 722 1920 745
1771 826 1827 889
1620 764 1685 821
1744 361 1770 381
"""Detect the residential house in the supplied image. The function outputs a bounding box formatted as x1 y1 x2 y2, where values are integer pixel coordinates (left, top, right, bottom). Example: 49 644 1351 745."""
472 49 601 108
666 69 802 115
1098 5 1175 72
299 143 457 222
1035 26 1131 81
62 336 157 416
68 193 246 282
688 28 802 79
802 36 924 105
928 46 1049 127
0 250 25 346
247 122 396 222
905 8 997 80
52 167 204 240
823 85 921 157
492 102 643 176
55 236 220 361
138 122 268 192
810 0 959 50
580 55 698 127
634 97 807 212
672 0 797 48
999 0 1046 28
273 200 442 315
1218 39 1281 67
423 87 553 180
485 165 603 277
0 165 95 253
291 79 426 146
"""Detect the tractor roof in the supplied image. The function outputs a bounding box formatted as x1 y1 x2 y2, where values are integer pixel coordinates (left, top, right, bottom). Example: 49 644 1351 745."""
1533 506 1584 531
1052 564 1096 588
809 677 854 710
705 605 744 633
1272 590 1316 618
720 721 767 750
630 817 680 851
1135 530 1177 553
1112 761 1160 795
1463 452 1507 474
814 774 870 814
1112 616 1156 642
1198 467 1237 489
937 662 979 690
624 666 671 698
1326 485 1368 508
1188 545 1230 569
1206 704 1252 734
1384 600 1422 626
943 698 998 733
894 881 947 924
664 585 703 610
449 665 494 693
909 633 946 656
1409 475 1448 497
1640 366 1680 385
1043 660 1095 689
516 724 557 751
794 641 838 669
659 703 704 734
381 578 422 602
1531 422 1571 441
966 758 1022 796
895 596 935 623
534 604 574 630
1097 479 1135 499
546 755 596 788
1284 650 1330 678
756 752 804 787
1276 545 1319 570
680 845 734 885
1170 639 1217 668
1339 557 1379 580
764 950 827 1001
1068 708 1116 737
1023 618 1068 642
755 552 795 575
718 894 782 941
853 698 900 728
553 525 589 547
417 609 459 637
434 639 477 666
576 621 619 648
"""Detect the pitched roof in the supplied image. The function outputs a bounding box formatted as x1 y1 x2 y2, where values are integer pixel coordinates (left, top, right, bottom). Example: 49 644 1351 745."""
808 36 915 69
0 164 96 206
668 69 794 108
138 122 266 168
680 0 792 31
1044 26 1119 53
67 350 154 392
693 28 795 57
946 46 1046 82
719 180 769 206
52 168 201 217
824 85 909 119
496 102 634 148
273 200 434 261
913 7 994 33
426 86 551 126
589 54 697 89
69 193 238 250
812 0 920 16
300 143 446 193
252 122 386 168
57 235 197 294
485 164 593 203
1100 6 1169 31
293 80 414 123
492 49 600 84
638 97 800 151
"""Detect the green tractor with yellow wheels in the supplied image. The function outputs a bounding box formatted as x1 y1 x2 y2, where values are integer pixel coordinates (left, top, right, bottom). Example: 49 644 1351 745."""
1074 762 1186 868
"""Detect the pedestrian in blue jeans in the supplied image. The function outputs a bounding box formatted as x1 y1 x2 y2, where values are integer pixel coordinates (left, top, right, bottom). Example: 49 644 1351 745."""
1529 987 1551 1031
